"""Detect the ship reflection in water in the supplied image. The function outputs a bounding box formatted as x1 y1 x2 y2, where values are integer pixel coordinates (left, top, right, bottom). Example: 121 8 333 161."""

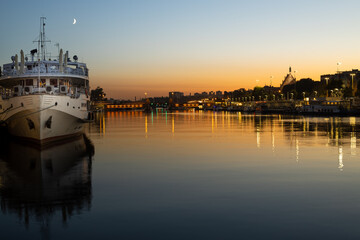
0 134 94 237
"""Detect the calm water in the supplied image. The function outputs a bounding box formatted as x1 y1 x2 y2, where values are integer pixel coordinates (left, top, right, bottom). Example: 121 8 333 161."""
1 111 360 239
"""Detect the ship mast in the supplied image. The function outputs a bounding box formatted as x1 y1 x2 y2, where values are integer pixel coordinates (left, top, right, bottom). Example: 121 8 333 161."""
33 17 51 61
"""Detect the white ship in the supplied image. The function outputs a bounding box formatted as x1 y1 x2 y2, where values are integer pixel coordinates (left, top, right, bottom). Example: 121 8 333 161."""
0 17 91 144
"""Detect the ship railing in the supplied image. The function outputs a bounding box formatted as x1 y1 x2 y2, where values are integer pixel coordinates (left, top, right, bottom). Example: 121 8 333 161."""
2 67 88 77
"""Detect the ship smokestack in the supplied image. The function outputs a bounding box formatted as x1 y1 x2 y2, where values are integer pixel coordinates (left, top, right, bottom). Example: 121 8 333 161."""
15 54 18 72
59 49 63 72
64 51 68 70
20 50 25 74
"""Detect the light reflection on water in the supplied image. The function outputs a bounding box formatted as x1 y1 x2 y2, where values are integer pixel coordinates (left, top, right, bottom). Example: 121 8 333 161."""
1 111 360 239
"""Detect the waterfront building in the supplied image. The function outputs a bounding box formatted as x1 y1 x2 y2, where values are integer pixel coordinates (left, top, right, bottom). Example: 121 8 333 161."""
321 69 359 96
169 91 184 100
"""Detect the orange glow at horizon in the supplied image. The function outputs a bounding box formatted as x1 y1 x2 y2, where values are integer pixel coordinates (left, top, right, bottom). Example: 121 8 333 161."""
91 58 359 99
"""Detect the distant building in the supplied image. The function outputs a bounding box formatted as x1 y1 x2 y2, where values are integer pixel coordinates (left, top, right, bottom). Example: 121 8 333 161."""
280 67 296 92
263 85 280 93
321 69 359 93
169 91 184 100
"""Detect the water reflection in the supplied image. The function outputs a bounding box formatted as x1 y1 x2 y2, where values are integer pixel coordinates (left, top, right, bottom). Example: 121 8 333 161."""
147 112 358 170
338 146 344 171
0 135 94 238
31 111 360 239
98 111 359 151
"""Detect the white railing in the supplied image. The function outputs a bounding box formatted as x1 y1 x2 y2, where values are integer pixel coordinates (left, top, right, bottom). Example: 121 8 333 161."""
2 63 88 77
3 68 88 77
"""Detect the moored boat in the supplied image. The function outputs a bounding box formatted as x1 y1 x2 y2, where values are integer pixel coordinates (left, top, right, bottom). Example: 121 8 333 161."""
0 17 90 144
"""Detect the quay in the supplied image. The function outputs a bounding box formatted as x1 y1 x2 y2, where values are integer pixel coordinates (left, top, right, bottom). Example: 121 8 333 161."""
90 97 360 116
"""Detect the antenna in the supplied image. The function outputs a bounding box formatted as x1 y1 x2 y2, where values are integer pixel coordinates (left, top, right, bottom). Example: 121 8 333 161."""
33 17 51 61
54 43 60 56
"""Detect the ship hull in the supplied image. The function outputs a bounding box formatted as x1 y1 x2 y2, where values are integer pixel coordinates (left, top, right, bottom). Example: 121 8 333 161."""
0 94 88 144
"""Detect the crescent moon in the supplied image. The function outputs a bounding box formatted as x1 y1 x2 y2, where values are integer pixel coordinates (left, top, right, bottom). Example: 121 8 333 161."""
73 18 77 24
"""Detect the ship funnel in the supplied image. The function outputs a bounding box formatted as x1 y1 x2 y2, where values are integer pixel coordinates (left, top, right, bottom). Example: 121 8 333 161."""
64 51 68 70
20 50 25 74
14 54 18 72
59 49 63 72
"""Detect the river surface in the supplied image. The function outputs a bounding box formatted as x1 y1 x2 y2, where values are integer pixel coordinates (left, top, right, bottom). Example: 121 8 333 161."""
1 110 360 239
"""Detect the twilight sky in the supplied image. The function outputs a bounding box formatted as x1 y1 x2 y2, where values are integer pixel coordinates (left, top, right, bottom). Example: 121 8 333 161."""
1 0 360 99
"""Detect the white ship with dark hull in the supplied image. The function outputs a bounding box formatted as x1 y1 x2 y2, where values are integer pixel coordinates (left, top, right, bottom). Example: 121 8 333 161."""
0 17 90 144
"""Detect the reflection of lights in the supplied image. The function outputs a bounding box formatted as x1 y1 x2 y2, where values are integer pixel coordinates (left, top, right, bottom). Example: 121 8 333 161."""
296 140 299 163
272 131 275 152
211 113 214 132
228 112 231 128
335 128 339 146
172 116 175 134
215 112 218 128
145 115 148 137
103 114 106 134
222 112 225 128
350 117 356 126
99 113 106 135
351 133 356 156
256 127 260 148
338 146 344 171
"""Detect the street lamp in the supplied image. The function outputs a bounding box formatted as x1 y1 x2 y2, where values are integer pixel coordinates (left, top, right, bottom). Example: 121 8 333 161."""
350 73 356 96
325 77 329 85
290 93 294 100
324 77 329 97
